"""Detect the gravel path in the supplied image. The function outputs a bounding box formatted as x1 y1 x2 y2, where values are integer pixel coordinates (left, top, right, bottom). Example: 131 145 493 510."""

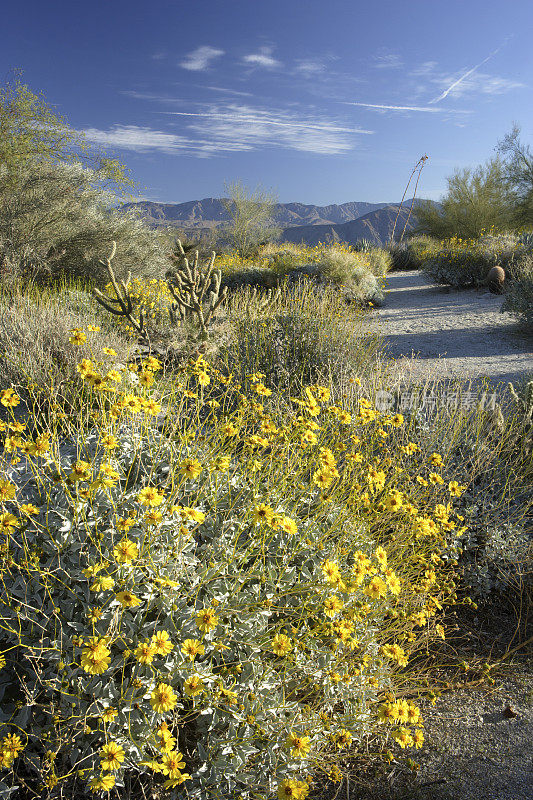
374 271 533 389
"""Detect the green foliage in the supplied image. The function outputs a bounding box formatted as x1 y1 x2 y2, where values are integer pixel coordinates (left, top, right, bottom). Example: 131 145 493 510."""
501 256 533 330
0 161 169 289
221 181 281 258
224 279 382 394
421 233 528 288
415 159 513 239
497 124 533 229
0 282 132 425
365 247 392 277
218 244 385 305
387 236 439 271
311 248 385 303
0 355 462 799
0 74 132 195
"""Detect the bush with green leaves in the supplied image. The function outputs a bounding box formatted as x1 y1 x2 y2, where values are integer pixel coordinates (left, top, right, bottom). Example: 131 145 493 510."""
387 237 439 271
501 255 533 330
0 161 169 289
364 248 392 277
224 279 383 395
421 233 529 288
0 350 466 799
217 244 385 305
0 283 133 426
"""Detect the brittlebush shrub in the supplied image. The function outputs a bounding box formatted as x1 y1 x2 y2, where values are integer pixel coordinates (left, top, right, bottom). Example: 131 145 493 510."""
0 348 469 799
421 233 527 288
223 279 383 395
218 244 385 305
387 237 439 271
501 257 533 330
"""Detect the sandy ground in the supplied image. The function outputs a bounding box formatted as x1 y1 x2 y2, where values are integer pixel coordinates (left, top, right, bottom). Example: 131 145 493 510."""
373 271 533 390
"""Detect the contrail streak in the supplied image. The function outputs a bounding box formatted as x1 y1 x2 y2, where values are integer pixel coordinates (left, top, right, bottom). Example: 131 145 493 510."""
429 44 503 104
346 102 443 112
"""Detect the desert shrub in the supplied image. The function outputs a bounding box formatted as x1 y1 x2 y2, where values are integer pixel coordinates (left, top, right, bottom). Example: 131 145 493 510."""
0 352 466 799
219 247 384 306
0 283 134 425
421 233 528 288
364 247 392 277
414 158 513 239
501 256 533 330
372 379 532 606
387 237 439 271
223 279 383 394
221 266 279 293
0 161 169 289
311 248 384 304
453 520 532 605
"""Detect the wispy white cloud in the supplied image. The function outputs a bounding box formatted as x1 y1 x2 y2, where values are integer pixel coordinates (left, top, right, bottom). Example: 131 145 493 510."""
123 90 184 104
428 41 519 103
346 101 446 113
162 104 372 154
242 46 281 69
83 125 191 153
429 51 497 103
373 51 403 69
430 69 523 102
203 85 254 97
294 58 327 77
180 45 224 71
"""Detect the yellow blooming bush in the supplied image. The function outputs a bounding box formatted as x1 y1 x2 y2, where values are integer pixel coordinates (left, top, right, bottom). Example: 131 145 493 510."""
420 232 528 288
218 243 386 305
103 275 176 338
0 352 469 799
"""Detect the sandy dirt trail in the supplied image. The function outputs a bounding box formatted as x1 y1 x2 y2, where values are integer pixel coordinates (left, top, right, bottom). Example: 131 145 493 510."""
373 271 533 390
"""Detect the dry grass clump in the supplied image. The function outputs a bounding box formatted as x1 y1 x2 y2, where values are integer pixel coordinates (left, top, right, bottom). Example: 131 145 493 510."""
218 243 387 305
0 283 133 424
222 278 385 397
387 236 439 272
501 255 533 331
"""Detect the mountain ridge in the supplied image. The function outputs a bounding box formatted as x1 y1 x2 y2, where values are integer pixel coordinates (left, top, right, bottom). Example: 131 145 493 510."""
280 201 428 246
123 197 432 245
123 198 401 229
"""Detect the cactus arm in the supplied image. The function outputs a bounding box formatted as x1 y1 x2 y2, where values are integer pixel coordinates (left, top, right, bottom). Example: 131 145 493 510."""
91 242 148 340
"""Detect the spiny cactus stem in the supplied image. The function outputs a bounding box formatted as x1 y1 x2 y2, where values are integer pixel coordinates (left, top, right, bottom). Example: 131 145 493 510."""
92 241 148 339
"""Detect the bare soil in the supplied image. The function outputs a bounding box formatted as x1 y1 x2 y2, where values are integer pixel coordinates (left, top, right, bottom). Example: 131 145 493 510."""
373 271 533 389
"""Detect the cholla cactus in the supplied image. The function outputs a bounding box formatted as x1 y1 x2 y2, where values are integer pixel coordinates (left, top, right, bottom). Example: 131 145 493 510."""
166 239 227 340
92 242 149 342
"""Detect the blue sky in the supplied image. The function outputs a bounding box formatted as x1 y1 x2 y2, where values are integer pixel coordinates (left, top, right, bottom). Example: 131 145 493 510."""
3 0 531 204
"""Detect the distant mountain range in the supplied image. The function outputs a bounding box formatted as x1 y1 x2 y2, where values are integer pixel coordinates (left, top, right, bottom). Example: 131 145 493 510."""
280 202 427 247
124 197 430 245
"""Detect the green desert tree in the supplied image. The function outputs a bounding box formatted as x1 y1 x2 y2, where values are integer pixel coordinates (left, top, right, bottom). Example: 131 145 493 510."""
0 160 168 289
415 157 513 239
222 180 281 258
0 73 132 195
497 124 533 229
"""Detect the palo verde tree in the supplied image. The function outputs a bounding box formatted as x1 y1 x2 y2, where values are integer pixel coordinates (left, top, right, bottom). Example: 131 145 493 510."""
0 72 132 195
0 75 167 288
221 180 281 258
497 124 533 229
414 157 514 239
